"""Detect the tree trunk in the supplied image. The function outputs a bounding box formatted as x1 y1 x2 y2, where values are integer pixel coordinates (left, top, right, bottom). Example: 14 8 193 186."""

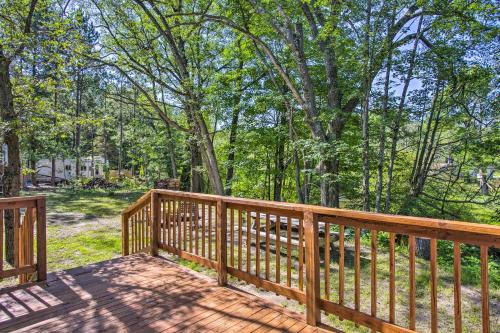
385 15 424 213
51 157 56 186
375 51 393 212
189 136 203 193
118 92 123 177
225 105 241 196
273 110 286 202
361 0 372 212
416 238 431 260
375 10 396 213
166 124 177 178
52 88 58 186
192 107 224 195
30 157 37 186
75 69 82 177
0 55 21 265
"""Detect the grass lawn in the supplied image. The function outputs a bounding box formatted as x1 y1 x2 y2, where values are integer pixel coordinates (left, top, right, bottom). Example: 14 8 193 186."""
42 188 146 217
12 187 145 276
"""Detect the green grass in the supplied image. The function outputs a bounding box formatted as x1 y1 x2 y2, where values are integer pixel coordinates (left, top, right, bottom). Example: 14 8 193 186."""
46 225 121 272
40 188 146 217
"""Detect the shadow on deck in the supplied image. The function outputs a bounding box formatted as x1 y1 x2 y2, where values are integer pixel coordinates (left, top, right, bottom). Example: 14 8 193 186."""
0 254 332 332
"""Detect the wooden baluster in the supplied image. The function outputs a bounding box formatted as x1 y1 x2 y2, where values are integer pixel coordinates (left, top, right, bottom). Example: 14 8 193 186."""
339 225 345 307
189 202 193 253
195 202 199 255
409 235 416 331
151 192 159 256
371 230 377 332
454 241 462 333
275 215 281 284
265 213 270 280
167 200 171 247
132 214 135 253
298 218 304 291
138 212 141 251
430 238 438 333
35 198 46 282
238 209 242 271
256 212 260 277
135 213 138 252
178 201 182 250
0 210 3 279
230 208 234 266
163 200 166 246
183 201 187 251
173 201 177 248
216 199 227 286
143 208 147 249
29 208 34 273
201 203 205 257
143 208 146 249
17 210 24 283
208 205 212 259
14 209 19 269
389 232 396 324
137 210 141 251
246 210 251 273
480 246 490 333
122 213 129 256
354 227 361 315
136 213 139 252
287 216 292 287
304 210 320 326
215 204 219 263
324 222 330 300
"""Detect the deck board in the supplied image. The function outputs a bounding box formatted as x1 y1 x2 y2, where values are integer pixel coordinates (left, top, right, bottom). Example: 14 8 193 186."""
0 254 327 332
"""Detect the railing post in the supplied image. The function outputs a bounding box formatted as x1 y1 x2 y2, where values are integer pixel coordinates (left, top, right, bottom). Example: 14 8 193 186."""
122 212 129 256
304 210 320 326
150 191 160 256
35 197 47 282
216 198 227 286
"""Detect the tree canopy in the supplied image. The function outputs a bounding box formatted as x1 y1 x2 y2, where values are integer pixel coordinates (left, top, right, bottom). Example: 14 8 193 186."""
1 0 498 223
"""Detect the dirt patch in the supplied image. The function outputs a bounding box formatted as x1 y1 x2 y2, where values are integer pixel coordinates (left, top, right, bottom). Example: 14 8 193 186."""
48 212 120 238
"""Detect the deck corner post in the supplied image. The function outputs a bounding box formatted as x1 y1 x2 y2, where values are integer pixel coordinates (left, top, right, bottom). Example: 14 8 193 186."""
35 197 47 282
151 191 160 256
122 212 130 256
304 210 321 326
216 198 227 286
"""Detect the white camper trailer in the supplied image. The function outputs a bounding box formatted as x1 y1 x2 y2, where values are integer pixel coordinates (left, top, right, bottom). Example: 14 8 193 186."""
35 156 106 184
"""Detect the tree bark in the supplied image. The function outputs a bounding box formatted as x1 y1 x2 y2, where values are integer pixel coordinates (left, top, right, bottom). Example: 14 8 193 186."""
166 124 177 178
385 15 424 213
51 157 56 186
75 69 82 177
375 10 395 213
0 54 21 265
273 110 286 202
361 0 372 211
189 136 203 193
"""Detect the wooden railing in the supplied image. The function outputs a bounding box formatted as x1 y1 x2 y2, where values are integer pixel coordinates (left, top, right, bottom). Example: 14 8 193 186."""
0 196 46 283
122 190 499 332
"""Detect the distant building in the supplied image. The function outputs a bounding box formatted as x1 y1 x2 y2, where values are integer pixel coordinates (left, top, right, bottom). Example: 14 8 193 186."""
34 156 106 184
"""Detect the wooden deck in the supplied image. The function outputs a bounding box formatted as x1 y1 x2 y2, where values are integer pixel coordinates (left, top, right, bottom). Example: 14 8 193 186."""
0 253 327 332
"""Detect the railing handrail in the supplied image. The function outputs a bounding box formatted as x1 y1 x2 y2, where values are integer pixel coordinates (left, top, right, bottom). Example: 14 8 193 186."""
149 189 500 247
0 195 46 283
122 189 497 332
122 190 152 215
